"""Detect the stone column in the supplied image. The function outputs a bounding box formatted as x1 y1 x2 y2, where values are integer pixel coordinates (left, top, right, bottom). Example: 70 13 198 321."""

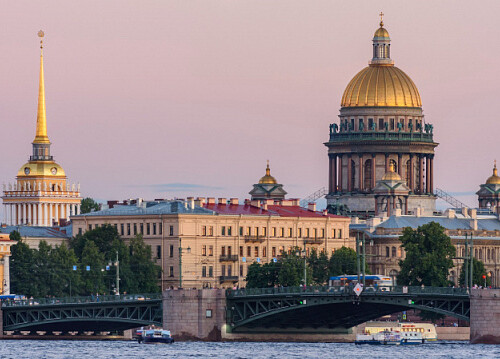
385 154 389 173
3 255 10 295
66 203 70 219
17 204 21 225
425 155 431 194
3 205 6 225
27 204 32 225
328 154 335 194
419 155 424 194
333 155 337 193
470 288 500 344
358 154 364 191
347 156 352 192
37 203 42 226
338 155 343 193
409 154 414 191
48 203 53 226
387 197 391 217
371 154 376 190
54 203 59 225
22 203 27 224
429 155 434 194
397 153 402 176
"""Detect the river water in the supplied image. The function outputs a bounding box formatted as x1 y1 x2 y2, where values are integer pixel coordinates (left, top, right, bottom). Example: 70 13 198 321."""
0 340 497 358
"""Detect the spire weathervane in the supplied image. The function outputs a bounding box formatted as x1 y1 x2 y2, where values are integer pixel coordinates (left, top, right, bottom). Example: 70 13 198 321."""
379 12 384 27
38 30 44 49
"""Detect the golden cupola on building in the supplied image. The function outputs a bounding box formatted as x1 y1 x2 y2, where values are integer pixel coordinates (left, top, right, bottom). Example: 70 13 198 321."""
2 31 82 227
477 162 500 215
249 161 287 201
325 15 438 218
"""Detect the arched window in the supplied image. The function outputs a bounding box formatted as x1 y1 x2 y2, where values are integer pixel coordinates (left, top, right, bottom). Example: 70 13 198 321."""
351 159 356 191
364 159 372 190
479 249 483 260
391 246 396 257
406 160 411 186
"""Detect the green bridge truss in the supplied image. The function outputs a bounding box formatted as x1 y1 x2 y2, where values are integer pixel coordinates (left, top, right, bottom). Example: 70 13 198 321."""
226 286 469 332
2 294 163 332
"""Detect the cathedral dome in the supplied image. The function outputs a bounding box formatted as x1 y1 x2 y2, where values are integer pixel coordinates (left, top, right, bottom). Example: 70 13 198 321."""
341 20 422 108
258 162 277 184
17 161 66 177
486 163 500 185
341 65 422 108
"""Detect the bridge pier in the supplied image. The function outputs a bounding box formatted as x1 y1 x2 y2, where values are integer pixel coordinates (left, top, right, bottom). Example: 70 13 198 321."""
470 289 500 344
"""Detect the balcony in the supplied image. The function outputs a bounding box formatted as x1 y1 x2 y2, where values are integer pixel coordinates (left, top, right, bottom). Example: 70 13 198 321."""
219 255 239 262
327 130 434 144
244 236 266 243
303 237 324 245
219 275 238 283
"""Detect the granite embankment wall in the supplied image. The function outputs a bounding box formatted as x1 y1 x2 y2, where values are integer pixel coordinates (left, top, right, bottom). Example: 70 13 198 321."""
470 288 500 344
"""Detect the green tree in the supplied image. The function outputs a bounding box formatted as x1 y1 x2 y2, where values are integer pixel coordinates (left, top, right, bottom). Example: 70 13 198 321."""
80 197 100 214
71 224 120 260
329 246 357 275
459 258 491 287
80 241 106 295
397 222 455 287
126 235 161 293
278 250 312 287
10 237 37 296
246 261 280 288
308 248 330 285
49 243 80 297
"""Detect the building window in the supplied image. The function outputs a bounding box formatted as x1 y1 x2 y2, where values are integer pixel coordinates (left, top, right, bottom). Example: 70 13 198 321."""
386 247 390 257
298 228 302 237
202 226 207 236
169 225 174 236
263 247 267 257
206 309 212 318
392 247 397 257
247 246 251 257
321 229 325 238
208 266 213 277
272 227 277 237
153 223 157 235
208 245 213 256
337 229 342 239
314 228 318 238
202 245 207 256
239 227 243 236
95 224 99 228
359 118 364 131
227 265 232 277
368 118 373 129
221 226 226 236
140 223 144 235
202 266 207 278
228 246 232 256
221 246 226 256
113 224 118 231
262 227 267 237
306 228 310 238
157 245 161 259
221 265 226 276
254 246 259 257
159 223 163 235
240 265 243 276
364 159 372 190
78 228 83 235
255 227 259 237
133 223 137 235
239 246 243 256
246 227 251 236
170 245 174 258
228 226 232 236
390 118 395 130
120 224 124 236
169 266 174 277
88 224 92 231
280 228 285 237
272 247 276 257
288 228 293 237
379 118 384 130
331 228 335 238
147 223 150 235
209 226 213 236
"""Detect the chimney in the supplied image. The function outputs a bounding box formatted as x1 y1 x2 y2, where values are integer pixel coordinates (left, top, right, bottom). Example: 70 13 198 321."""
292 199 300 206
218 198 227 205
107 200 119 209
470 209 477 219
244 199 251 205
461 207 469 217
415 207 421 217
187 197 195 209
136 198 143 207
195 197 206 207
446 209 456 219
266 199 274 205
471 219 478 231
394 208 402 217
229 198 239 205
262 202 268 210
250 200 261 208
207 197 215 205
323 209 328 216
308 202 317 212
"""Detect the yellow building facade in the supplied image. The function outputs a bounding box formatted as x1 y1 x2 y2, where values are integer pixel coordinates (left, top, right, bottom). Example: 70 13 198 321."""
2 31 81 226
0 233 14 295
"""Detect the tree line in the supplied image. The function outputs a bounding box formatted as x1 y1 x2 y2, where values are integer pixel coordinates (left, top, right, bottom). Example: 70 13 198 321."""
9 224 161 297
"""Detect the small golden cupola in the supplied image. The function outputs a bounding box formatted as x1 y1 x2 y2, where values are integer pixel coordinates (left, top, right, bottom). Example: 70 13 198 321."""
382 162 402 181
486 161 500 185
259 161 278 184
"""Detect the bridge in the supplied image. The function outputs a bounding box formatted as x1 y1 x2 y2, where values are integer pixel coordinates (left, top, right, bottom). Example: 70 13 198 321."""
226 286 470 332
1 293 162 332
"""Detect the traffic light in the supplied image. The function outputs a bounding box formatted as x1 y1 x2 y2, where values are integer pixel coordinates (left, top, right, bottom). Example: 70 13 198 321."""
482 275 486 279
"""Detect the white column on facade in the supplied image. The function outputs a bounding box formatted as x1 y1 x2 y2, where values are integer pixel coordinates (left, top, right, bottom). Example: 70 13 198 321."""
65 203 70 219
48 203 53 226
54 203 59 224
17 204 21 225
37 203 42 226
27 203 32 225
3 254 10 295
3 204 6 224
76 204 80 215
22 203 27 224
8 204 11 225
43 203 48 226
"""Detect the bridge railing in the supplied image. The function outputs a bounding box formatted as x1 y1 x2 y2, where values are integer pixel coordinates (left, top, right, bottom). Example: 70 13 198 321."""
226 285 468 298
1 293 162 308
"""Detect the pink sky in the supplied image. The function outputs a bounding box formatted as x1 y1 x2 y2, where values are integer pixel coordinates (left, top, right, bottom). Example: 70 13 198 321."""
1 1 500 208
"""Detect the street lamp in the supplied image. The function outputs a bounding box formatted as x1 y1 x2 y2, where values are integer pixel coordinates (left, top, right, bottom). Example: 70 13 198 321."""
295 244 307 287
179 244 191 288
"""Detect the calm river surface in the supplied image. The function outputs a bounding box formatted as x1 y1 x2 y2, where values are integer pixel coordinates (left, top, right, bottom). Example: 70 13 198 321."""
0 340 498 358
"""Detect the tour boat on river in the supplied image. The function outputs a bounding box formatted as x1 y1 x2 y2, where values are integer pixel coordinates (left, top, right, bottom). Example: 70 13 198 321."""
137 328 174 344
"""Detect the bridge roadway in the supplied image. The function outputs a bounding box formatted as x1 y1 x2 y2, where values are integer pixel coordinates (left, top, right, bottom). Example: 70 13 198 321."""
226 286 470 332
1 293 162 332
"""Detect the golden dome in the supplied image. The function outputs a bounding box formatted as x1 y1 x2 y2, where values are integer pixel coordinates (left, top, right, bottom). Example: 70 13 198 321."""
486 162 500 185
374 27 390 39
259 162 277 184
341 65 422 108
17 161 66 177
382 163 402 181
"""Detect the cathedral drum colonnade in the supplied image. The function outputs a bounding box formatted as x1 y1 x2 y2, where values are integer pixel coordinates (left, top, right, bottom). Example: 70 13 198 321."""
325 16 437 218
2 31 81 226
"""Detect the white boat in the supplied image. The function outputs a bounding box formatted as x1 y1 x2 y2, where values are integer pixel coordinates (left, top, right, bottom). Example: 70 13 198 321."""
355 330 402 345
364 321 437 341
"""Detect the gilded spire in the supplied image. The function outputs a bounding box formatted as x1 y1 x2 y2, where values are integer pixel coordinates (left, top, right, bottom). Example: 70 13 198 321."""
33 30 50 145
266 160 270 176
379 11 384 27
259 160 277 184
494 160 498 177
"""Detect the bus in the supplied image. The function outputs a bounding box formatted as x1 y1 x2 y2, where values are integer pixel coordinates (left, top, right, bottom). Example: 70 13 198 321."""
0 294 27 301
329 275 394 291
